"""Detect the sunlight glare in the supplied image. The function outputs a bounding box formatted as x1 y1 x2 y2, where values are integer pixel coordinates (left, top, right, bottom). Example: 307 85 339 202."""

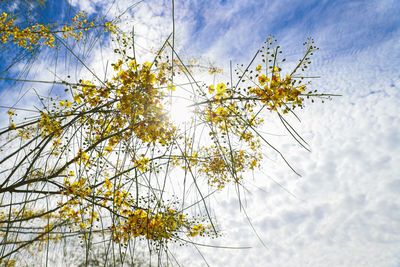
168 96 195 125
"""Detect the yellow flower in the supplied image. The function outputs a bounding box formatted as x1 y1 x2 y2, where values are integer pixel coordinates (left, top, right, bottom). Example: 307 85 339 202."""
77 149 89 165
208 84 215 94
215 106 228 116
188 224 205 237
65 101 72 108
38 112 62 137
9 122 16 129
4 259 16 267
134 156 150 172
167 83 176 91
17 129 31 139
250 158 258 170
215 83 227 99
258 74 268 85
105 21 117 33
216 83 226 94
104 177 113 190
7 109 15 117
255 64 262 72
104 145 113 153
52 138 62 147
73 94 82 104
112 59 123 71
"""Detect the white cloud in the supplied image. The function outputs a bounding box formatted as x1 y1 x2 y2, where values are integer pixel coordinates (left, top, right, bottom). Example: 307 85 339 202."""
172 22 400 266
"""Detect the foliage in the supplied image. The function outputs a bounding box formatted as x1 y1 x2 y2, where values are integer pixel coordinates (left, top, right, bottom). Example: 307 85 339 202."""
0 3 336 266
0 11 114 50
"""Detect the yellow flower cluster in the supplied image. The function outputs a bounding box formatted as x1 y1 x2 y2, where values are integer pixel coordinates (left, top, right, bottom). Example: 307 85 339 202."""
188 223 206 237
17 128 32 140
63 177 92 198
72 58 176 146
60 176 99 229
38 112 62 137
7 109 16 129
76 149 90 165
0 12 54 49
58 199 99 228
170 138 261 189
59 100 72 108
61 11 95 40
113 60 175 145
197 146 261 189
96 177 132 209
249 66 306 113
208 82 227 100
0 259 16 267
205 102 239 131
197 60 313 190
112 208 187 243
134 156 150 172
104 21 118 33
60 173 197 242
0 11 108 49
205 81 264 150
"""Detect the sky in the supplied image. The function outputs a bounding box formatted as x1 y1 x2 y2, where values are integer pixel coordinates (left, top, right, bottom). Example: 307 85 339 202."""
1 0 400 266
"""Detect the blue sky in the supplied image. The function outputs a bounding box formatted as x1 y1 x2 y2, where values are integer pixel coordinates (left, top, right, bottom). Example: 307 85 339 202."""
1 0 399 266
169 0 400 61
